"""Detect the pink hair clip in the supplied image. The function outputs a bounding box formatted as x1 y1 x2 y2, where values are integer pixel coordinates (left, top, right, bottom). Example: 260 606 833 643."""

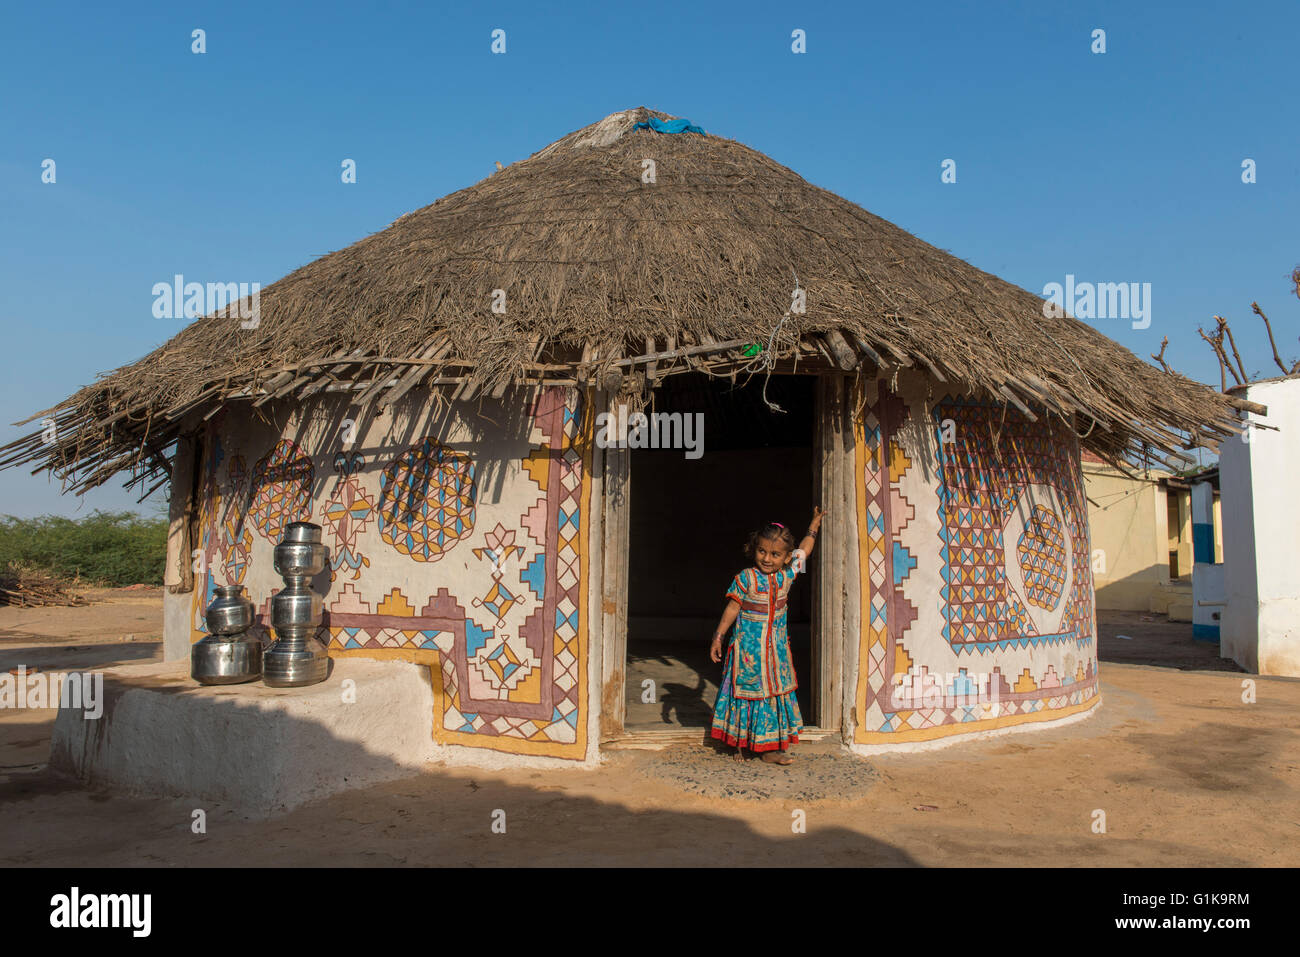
771 522 785 528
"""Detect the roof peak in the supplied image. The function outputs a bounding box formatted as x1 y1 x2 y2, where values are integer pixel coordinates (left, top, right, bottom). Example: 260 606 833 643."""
531 107 680 158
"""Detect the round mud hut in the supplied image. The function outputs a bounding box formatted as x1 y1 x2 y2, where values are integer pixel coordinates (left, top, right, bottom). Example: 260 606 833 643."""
4 108 1242 778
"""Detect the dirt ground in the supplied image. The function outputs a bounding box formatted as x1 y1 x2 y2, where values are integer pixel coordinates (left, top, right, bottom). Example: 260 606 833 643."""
1 588 1296 866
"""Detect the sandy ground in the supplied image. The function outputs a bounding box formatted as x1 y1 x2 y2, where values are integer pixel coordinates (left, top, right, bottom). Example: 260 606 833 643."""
1 589 1296 866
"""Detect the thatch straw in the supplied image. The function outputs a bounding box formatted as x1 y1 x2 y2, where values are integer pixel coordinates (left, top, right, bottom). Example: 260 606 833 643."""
2 107 1240 494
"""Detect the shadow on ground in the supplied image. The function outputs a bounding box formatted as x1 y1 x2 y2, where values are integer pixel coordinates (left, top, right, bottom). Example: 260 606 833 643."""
0 658 915 867
1096 610 1242 672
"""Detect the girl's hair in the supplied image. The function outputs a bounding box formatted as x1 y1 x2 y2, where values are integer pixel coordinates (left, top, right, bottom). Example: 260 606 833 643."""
743 522 796 562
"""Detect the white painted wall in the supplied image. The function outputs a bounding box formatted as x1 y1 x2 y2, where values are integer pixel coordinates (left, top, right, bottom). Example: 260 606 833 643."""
1220 377 1300 675
1192 562 1225 638
162 591 192 661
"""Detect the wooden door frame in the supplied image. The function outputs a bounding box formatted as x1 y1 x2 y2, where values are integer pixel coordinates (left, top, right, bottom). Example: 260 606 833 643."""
595 375 857 744
811 374 857 738
596 392 631 742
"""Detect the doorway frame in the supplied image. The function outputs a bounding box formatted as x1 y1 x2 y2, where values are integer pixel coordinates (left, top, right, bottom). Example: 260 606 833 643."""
594 373 859 745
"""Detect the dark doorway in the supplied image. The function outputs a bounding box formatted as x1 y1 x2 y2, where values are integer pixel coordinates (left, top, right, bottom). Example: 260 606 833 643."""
623 373 817 733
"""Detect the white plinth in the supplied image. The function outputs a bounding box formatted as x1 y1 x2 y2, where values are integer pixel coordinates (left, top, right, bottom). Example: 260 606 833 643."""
50 657 437 813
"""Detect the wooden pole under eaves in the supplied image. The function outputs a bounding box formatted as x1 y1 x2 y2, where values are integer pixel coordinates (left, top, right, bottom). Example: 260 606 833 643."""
383 337 451 406
821 330 859 371
997 385 1038 421
848 333 885 369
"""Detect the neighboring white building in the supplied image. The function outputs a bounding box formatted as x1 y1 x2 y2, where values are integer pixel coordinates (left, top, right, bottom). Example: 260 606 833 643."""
1218 374 1300 675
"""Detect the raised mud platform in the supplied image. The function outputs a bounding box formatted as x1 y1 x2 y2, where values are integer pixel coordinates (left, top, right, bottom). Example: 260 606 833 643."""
49 657 437 813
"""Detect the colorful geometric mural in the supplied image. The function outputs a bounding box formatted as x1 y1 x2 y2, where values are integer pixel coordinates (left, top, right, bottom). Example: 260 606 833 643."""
322 452 374 581
377 438 476 563
1017 505 1067 610
189 386 590 760
933 395 1093 653
425 389 588 750
221 519 254 586
854 379 1098 745
471 524 527 627
248 439 313 541
212 452 253 585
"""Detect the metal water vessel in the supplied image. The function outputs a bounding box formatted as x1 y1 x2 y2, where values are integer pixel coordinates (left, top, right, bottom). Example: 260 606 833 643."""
191 585 263 685
263 522 330 687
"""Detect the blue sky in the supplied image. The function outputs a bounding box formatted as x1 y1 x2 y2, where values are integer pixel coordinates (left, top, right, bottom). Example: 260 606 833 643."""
2 0 1296 517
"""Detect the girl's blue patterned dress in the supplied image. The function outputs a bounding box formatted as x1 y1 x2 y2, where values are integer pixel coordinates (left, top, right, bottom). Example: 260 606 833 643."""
711 565 803 752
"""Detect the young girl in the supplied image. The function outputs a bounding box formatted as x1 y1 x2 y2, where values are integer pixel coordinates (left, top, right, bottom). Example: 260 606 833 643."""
709 507 824 765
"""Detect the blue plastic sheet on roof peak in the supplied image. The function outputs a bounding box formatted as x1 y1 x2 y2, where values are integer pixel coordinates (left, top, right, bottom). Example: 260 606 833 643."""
631 116 706 135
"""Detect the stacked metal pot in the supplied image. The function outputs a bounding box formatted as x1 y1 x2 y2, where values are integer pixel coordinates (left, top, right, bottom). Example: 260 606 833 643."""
191 521 331 688
192 585 263 684
263 521 330 688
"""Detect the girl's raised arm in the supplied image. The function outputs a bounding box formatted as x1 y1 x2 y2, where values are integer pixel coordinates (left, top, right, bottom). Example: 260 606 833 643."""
798 506 826 559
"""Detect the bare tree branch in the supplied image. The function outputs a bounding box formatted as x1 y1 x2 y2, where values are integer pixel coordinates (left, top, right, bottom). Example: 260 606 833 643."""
1251 301 1290 374
1198 328 1227 391
1199 326 1238 389
1215 315 1249 383
1150 335 1172 373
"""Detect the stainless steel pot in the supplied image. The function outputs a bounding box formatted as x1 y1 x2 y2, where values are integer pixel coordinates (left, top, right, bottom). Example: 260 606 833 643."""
192 633 263 685
283 521 322 544
263 521 330 688
205 585 255 636
262 630 330 687
273 540 327 579
270 580 323 632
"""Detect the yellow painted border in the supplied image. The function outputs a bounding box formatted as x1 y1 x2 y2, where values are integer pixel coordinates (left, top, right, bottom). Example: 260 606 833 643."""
854 693 1099 743
329 647 439 665
187 468 215 645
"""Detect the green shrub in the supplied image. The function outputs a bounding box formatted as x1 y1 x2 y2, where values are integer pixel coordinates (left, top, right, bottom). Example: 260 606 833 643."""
0 510 169 586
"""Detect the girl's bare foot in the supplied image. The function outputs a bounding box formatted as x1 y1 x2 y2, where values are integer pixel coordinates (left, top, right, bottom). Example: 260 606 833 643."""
761 750 794 765
732 747 745 762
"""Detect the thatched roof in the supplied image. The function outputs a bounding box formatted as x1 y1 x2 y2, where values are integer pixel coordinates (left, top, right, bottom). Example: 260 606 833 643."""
3 107 1243 495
